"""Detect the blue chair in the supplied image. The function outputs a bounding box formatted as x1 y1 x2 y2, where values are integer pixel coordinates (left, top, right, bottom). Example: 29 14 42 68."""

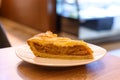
0 24 11 48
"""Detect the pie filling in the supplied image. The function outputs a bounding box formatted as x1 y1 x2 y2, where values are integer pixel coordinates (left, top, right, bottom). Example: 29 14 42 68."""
33 43 90 56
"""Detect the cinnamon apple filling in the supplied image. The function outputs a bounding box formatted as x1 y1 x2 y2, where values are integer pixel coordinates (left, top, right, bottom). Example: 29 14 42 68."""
33 43 90 56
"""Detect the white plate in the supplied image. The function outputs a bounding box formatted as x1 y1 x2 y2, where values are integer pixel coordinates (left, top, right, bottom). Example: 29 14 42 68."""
16 44 107 67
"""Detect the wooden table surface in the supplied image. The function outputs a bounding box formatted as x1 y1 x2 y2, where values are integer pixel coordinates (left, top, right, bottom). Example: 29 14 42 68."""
0 47 120 80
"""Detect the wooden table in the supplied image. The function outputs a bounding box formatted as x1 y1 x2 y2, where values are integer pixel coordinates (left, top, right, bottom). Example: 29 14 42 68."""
0 47 120 80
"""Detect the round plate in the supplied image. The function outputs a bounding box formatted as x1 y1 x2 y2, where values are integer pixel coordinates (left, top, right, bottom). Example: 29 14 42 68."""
16 44 107 67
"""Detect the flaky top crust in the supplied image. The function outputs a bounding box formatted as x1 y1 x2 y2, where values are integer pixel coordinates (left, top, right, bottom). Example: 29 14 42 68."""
27 31 88 47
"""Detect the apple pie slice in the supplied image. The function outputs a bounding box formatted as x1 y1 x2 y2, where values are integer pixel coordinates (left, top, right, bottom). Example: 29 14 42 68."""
27 31 93 59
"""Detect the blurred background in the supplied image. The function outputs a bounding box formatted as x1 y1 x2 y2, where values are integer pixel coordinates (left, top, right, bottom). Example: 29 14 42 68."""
57 0 120 43
0 0 120 51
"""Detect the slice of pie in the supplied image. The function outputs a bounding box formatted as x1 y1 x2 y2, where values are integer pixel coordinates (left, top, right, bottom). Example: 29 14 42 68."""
27 31 93 59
